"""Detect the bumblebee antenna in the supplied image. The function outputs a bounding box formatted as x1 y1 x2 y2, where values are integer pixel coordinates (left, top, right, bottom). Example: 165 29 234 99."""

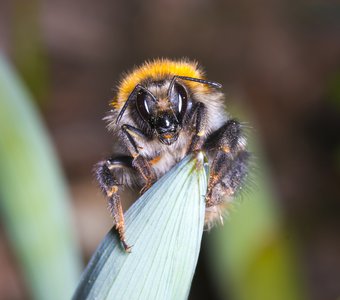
116 84 156 124
176 75 222 89
168 76 222 97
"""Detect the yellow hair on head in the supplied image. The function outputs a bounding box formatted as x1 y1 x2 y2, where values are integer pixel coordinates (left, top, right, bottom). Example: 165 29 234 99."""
112 58 207 109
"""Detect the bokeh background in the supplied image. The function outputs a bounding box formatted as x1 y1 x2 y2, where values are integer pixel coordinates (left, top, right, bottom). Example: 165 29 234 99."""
0 0 340 299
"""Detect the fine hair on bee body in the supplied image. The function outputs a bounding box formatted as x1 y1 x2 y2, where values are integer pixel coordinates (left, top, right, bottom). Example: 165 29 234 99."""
96 58 250 251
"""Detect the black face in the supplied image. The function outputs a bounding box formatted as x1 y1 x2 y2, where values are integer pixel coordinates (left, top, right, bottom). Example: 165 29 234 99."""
135 89 157 123
168 82 188 123
135 82 188 145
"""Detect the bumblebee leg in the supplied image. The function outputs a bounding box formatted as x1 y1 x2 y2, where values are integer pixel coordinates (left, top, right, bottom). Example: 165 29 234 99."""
189 102 208 152
95 156 135 252
204 120 249 207
121 124 156 193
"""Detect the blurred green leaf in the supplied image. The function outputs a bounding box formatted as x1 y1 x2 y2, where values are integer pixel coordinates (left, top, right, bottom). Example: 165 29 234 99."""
73 153 208 300
0 55 82 300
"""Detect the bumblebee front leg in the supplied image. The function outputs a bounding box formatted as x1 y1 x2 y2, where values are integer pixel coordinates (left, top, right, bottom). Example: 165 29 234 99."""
121 124 156 193
204 120 249 208
189 102 208 152
95 156 134 252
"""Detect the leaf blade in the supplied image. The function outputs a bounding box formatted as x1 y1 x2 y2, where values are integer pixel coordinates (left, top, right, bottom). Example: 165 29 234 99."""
73 153 208 300
0 55 82 300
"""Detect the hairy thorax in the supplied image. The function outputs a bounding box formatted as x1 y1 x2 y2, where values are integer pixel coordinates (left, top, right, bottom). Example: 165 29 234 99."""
125 127 191 178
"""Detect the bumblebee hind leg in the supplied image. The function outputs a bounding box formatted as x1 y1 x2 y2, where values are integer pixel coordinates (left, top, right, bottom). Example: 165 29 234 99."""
204 120 250 227
95 156 136 252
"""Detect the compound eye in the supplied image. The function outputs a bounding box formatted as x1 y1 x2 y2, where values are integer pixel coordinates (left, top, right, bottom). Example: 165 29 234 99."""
171 83 188 120
136 90 154 121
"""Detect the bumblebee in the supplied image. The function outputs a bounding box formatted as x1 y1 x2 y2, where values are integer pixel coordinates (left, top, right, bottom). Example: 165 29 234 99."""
96 59 249 251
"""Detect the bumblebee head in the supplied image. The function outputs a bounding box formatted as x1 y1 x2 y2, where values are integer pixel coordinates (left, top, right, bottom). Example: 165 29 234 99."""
132 79 189 145
113 59 222 146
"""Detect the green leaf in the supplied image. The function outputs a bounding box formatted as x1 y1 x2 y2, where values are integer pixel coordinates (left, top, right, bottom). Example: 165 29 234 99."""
73 153 208 300
0 55 82 300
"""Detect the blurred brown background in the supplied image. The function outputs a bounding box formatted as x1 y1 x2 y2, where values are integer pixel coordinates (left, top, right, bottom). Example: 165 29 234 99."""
1 0 340 299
